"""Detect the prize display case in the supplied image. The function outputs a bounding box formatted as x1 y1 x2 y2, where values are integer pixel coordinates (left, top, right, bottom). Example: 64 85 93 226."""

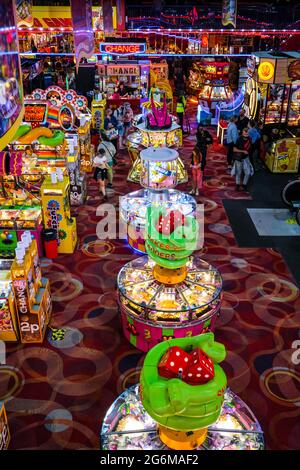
140 147 179 190
128 143 187 185
41 176 77 254
135 121 182 149
101 385 264 451
121 189 196 253
65 134 87 206
0 205 43 257
118 256 222 351
91 95 107 134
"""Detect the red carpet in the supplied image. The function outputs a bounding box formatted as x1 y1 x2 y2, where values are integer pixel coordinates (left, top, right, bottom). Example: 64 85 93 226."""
2 114 300 450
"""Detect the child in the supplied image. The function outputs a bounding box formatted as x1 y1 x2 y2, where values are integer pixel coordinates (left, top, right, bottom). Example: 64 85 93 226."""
190 146 203 196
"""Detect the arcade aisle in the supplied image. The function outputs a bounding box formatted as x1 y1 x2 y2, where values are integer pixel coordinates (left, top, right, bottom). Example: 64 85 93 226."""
1 108 299 450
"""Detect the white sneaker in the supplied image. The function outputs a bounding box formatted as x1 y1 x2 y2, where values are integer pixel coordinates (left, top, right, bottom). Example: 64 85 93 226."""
189 189 195 194
195 190 199 196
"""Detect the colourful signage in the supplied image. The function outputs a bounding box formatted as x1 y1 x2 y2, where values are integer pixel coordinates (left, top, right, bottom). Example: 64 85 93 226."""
24 102 48 123
222 0 237 28
107 65 140 76
258 61 275 81
0 0 24 151
70 0 94 70
16 0 33 27
100 42 146 55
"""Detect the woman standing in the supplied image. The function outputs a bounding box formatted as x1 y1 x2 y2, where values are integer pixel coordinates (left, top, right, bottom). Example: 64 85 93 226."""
190 146 203 196
123 102 134 143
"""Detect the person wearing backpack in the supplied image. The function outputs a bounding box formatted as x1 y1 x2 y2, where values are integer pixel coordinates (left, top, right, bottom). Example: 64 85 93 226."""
98 132 117 188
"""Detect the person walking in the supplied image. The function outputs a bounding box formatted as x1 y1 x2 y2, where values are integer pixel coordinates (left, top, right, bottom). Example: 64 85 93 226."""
176 95 186 128
104 109 119 150
98 133 116 188
236 109 249 134
248 120 261 167
226 116 239 168
233 128 252 192
113 104 125 149
123 102 134 143
190 146 203 196
93 149 109 200
196 124 213 174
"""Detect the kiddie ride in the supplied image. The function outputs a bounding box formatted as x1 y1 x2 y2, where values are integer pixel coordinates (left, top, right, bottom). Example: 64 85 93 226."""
101 333 264 450
118 205 222 351
120 147 194 253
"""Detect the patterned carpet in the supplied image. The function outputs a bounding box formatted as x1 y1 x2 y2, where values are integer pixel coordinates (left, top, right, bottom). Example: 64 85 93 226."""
1 112 300 450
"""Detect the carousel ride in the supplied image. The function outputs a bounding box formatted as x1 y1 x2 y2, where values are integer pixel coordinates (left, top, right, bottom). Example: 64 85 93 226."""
101 334 265 450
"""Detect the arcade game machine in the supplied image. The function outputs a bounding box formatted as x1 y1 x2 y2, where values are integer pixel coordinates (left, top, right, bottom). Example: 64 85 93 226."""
101 334 264 450
189 61 236 125
121 147 195 253
149 61 173 112
40 174 77 255
244 52 300 173
13 86 90 203
127 100 185 183
118 203 222 352
91 91 107 136
0 402 10 450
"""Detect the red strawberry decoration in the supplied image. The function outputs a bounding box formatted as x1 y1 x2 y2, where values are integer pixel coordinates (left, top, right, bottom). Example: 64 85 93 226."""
156 210 185 236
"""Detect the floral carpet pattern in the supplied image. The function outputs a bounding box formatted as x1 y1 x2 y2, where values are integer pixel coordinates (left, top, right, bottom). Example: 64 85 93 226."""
1 112 300 450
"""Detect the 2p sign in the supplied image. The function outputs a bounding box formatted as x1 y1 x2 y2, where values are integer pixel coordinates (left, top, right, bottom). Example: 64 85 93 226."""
99 43 146 55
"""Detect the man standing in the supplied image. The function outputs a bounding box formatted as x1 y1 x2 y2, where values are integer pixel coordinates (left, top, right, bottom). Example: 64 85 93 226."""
233 128 252 192
248 120 261 167
196 124 213 173
237 109 249 133
226 116 239 168
176 94 186 128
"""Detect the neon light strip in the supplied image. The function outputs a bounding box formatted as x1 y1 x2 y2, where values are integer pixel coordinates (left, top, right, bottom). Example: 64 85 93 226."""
17 27 299 34
20 52 253 58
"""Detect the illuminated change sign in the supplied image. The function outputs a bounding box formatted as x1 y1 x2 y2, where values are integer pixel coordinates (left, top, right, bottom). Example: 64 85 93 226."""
100 42 146 55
